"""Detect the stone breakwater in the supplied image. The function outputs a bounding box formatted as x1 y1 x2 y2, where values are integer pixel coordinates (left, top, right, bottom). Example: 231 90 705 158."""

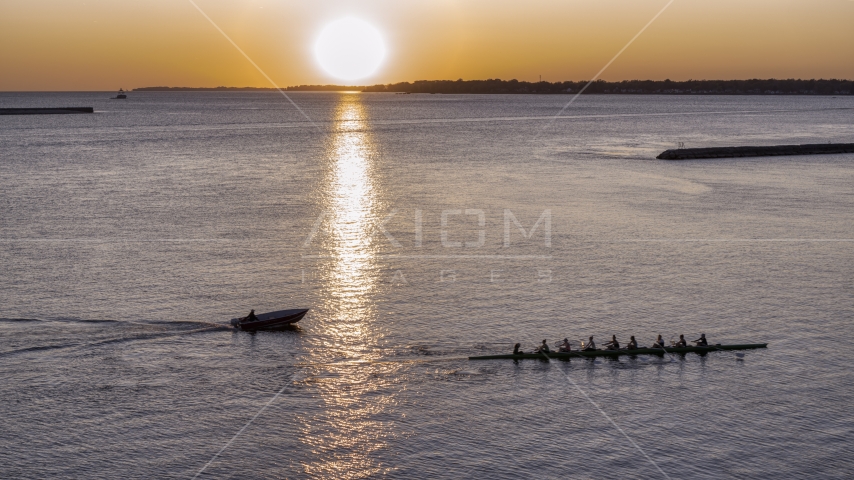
0 107 94 115
657 143 854 160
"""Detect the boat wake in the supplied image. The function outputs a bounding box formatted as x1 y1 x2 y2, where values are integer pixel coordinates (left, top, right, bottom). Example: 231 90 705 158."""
0 343 82 358
0 321 229 358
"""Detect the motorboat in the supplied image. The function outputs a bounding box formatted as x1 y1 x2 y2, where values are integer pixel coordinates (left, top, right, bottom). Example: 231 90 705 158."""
230 308 308 331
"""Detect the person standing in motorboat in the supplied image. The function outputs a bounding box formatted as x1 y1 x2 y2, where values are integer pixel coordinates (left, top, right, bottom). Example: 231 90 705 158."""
246 309 258 322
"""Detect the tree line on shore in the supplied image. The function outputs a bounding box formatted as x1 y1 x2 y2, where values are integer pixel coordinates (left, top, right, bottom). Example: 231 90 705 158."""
361 78 853 95
135 79 853 95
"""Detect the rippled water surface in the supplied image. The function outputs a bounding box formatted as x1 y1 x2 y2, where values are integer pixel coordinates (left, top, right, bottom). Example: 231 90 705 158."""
2 92 854 479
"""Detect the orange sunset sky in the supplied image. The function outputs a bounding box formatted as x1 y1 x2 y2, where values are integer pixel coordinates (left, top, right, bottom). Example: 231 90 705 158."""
1 0 852 91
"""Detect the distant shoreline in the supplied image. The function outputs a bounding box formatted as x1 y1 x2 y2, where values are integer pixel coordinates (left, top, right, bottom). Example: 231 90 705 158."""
133 86 354 92
133 79 854 95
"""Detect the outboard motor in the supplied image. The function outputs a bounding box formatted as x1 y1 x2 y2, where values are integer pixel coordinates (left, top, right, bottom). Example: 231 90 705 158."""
230 318 241 328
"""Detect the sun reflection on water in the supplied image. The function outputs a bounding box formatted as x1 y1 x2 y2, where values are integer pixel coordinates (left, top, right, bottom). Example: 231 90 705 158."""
327 99 378 312
299 94 400 477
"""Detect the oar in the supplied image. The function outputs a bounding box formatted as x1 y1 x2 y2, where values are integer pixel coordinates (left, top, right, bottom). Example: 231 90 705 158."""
655 343 676 363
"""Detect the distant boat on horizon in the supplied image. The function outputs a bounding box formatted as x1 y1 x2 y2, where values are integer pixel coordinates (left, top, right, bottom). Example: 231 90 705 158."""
111 88 127 99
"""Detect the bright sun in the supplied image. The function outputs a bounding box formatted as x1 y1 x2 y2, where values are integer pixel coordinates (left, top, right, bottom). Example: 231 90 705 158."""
314 18 386 82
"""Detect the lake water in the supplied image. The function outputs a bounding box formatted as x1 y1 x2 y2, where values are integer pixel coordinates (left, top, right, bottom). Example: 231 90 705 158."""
1 92 853 479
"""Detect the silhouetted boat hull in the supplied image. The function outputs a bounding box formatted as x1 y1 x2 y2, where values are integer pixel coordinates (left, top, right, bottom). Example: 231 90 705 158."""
230 308 308 331
469 343 767 360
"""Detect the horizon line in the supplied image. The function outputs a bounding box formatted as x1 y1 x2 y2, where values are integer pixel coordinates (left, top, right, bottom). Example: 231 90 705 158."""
2 78 853 93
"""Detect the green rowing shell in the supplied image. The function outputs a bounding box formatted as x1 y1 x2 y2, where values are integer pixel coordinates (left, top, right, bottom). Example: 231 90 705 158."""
469 343 768 360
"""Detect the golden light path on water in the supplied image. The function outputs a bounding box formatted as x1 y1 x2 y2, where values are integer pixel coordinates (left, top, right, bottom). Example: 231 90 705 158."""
298 95 400 478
